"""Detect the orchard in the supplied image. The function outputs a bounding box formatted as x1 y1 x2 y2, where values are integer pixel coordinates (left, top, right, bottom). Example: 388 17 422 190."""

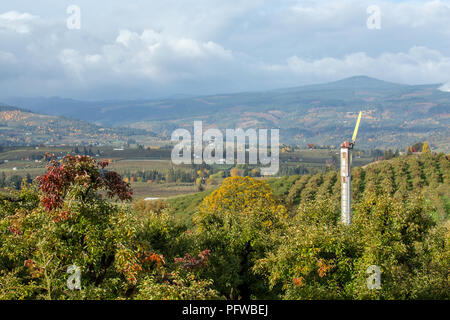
0 153 448 299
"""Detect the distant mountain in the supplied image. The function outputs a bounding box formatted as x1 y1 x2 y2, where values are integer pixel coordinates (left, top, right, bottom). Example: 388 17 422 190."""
1 97 115 118
272 76 407 92
2 76 449 150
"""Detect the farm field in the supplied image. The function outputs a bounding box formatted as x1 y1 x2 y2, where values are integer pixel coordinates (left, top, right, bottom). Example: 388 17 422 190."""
130 181 213 200
0 146 376 200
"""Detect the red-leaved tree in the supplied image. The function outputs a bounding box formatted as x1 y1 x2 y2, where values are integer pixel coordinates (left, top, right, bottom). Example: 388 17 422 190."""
37 154 132 211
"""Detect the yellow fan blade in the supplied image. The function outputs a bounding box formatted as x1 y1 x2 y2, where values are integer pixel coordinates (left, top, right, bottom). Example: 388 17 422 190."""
352 111 362 143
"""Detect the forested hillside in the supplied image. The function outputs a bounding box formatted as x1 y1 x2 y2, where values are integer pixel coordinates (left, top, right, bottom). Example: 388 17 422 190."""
0 106 155 146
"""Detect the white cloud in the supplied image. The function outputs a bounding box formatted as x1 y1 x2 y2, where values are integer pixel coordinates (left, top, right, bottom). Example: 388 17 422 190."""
83 29 234 82
59 49 84 79
1 1 450 99
386 0 450 30
287 0 450 31
265 46 450 85
113 29 232 61
438 83 450 92
0 11 38 34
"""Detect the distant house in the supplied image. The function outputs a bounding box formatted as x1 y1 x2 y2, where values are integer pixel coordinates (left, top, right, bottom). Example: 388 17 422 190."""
144 197 159 201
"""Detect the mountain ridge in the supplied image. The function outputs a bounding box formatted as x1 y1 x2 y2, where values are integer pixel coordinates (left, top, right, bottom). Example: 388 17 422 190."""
1 76 449 150
0 76 431 115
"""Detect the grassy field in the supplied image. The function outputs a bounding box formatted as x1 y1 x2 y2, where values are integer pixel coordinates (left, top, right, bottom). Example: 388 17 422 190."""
166 188 216 224
108 159 193 174
130 181 199 200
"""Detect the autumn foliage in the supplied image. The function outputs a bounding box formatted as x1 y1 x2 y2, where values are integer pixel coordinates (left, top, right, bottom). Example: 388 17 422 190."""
199 176 282 215
37 154 132 211
0 154 448 300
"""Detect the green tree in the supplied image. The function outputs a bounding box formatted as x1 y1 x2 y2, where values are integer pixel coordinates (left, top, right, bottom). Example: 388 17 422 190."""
0 172 6 187
256 191 448 300
7 175 22 190
193 176 287 299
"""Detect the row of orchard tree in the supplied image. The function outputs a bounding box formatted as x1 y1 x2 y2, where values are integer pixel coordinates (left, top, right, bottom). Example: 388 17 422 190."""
118 164 264 188
0 153 448 299
283 153 448 221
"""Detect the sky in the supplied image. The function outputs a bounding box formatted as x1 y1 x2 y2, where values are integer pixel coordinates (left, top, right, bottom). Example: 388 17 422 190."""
0 0 450 100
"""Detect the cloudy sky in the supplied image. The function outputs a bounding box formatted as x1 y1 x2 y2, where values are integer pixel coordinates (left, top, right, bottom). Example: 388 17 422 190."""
0 0 450 100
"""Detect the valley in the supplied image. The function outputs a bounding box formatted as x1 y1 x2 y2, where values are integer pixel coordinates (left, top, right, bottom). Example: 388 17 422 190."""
2 76 449 152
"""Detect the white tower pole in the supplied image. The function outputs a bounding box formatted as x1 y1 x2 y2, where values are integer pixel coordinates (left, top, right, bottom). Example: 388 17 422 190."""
340 144 351 225
340 111 362 226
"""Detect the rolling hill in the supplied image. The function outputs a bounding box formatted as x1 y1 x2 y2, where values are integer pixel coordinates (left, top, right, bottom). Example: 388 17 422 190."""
0 106 154 146
3 76 449 150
